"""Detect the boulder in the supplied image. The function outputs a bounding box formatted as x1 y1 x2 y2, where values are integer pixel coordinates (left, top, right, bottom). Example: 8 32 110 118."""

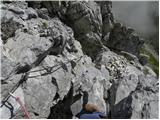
22 67 57 118
1 51 18 80
4 31 51 67
8 5 24 14
25 7 38 19
37 8 50 20
107 23 145 56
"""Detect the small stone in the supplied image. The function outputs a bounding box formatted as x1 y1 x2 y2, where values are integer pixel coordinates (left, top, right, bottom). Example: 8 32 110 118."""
37 8 50 20
26 7 38 19
8 6 24 14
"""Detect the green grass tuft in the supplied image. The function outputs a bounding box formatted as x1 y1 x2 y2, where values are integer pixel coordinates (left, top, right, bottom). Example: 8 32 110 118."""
140 47 159 76
42 21 48 29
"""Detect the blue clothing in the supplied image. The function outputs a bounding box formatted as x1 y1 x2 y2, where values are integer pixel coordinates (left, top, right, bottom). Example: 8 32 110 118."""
80 111 106 119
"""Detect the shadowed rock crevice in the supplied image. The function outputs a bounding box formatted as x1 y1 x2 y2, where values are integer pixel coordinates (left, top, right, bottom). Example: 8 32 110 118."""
110 94 133 119
48 82 82 119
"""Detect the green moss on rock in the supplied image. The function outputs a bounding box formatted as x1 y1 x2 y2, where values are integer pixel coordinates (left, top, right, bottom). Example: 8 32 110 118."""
140 47 159 76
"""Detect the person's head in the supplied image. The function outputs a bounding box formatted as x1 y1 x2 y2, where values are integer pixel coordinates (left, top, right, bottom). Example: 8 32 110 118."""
84 103 100 112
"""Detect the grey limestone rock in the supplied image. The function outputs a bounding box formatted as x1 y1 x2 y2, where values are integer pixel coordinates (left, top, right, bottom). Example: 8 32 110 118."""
0 1 158 119
95 50 158 119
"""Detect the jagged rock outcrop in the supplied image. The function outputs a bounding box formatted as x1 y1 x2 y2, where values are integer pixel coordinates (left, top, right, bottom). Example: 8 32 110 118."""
107 23 145 56
0 1 159 119
95 50 158 118
43 1 113 59
97 1 114 39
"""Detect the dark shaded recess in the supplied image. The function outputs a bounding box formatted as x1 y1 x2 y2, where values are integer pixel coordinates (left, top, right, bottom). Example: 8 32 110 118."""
141 103 150 118
27 1 42 9
80 40 102 61
48 82 82 119
15 64 31 74
1 1 12 3
1 19 22 44
33 112 39 116
108 81 119 106
51 77 58 88
107 80 119 118
48 100 73 119
70 60 77 69
53 92 60 101
76 91 90 118
49 49 60 56
110 95 133 119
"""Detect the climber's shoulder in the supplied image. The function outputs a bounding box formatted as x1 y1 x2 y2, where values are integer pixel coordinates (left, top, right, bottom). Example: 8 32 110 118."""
80 111 106 119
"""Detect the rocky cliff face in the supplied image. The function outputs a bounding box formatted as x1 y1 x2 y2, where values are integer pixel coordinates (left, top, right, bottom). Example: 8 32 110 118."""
1 1 159 119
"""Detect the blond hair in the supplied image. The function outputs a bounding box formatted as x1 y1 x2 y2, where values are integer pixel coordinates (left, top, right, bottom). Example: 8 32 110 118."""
84 103 100 112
